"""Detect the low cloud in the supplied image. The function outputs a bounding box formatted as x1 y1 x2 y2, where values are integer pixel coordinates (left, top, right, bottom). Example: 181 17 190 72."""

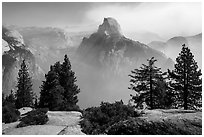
86 2 201 40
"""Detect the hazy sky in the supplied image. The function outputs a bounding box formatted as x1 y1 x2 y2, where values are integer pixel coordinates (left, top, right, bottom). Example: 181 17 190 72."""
2 2 202 40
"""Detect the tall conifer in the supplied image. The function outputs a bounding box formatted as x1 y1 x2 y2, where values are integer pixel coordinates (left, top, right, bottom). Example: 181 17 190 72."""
60 55 80 110
129 57 171 109
168 44 202 110
39 66 64 110
39 55 80 111
15 60 33 109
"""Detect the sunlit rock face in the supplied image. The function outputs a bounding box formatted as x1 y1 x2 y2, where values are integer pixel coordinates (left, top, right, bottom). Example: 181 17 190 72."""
2 39 10 53
5 29 24 46
98 17 123 37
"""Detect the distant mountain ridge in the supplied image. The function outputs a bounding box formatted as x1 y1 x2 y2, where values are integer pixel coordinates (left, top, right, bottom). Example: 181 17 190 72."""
148 33 202 68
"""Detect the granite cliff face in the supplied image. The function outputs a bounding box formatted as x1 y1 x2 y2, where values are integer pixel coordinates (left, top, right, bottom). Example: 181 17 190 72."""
97 17 123 37
77 17 174 72
2 26 43 95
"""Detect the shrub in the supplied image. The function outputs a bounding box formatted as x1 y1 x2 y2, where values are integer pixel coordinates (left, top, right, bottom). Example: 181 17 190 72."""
17 108 49 128
106 117 162 135
106 117 198 135
2 103 20 123
60 104 82 112
80 100 141 134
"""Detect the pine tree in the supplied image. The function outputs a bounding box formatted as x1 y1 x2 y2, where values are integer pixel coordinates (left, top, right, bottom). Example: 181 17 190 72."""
39 66 64 110
15 60 34 109
168 44 202 110
39 55 80 111
129 57 171 109
60 55 80 110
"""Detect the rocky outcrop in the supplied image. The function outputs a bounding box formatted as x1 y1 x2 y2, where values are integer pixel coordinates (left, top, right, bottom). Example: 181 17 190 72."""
2 111 85 135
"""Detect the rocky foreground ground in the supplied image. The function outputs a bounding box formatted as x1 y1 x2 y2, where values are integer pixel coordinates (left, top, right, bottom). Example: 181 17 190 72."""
2 108 85 135
2 108 202 135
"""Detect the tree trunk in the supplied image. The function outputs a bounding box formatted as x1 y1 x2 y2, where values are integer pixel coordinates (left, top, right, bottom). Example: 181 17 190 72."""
184 86 188 110
183 62 188 110
150 75 153 109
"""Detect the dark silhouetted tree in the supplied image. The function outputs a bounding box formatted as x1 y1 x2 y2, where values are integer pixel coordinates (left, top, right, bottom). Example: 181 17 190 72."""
15 60 34 109
39 55 80 111
168 44 202 110
59 55 80 110
129 57 172 109
39 66 64 110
